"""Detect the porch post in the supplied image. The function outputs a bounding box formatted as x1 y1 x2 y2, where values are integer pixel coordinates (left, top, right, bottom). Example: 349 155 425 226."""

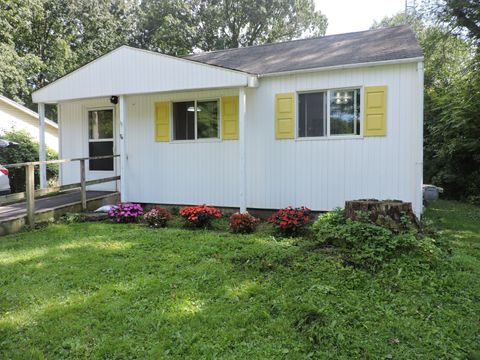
38 103 47 189
119 95 126 201
239 88 247 213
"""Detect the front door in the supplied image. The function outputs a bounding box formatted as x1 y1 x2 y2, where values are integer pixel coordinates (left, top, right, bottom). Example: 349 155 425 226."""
87 108 117 191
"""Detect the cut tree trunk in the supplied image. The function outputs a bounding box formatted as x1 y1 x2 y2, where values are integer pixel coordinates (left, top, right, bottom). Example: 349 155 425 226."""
345 199 420 228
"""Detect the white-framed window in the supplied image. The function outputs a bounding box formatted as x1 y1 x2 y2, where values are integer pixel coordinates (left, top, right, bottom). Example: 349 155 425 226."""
172 99 219 141
298 88 361 138
87 108 114 171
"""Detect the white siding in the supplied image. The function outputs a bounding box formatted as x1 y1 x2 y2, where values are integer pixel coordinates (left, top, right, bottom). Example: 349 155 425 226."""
244 63 420 211
0 102 58 151
59 62 422 213
58 97 120 191
123 89 240 206
33 46 250 103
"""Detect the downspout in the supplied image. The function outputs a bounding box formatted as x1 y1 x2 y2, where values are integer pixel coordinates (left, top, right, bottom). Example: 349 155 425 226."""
415 61 424 216
239 87 247 213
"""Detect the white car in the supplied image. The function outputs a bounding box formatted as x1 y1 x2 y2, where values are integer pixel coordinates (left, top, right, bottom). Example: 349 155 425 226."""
0 165 10 195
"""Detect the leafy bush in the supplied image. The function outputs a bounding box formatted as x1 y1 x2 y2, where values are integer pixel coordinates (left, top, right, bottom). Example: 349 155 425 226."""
0 129 58 192
267 206 311 236
108 203 144 223
229 212 259 234
180 205 222 228
143 206 171 228
312 208 444 270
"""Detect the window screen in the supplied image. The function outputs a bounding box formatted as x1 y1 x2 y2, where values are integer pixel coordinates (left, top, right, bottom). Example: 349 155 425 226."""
89 142 114 171
88 109 114 171
298 92 326 137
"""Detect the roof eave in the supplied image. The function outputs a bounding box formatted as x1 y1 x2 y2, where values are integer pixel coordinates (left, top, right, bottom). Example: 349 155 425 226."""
0 95 57 128
257 56 425 78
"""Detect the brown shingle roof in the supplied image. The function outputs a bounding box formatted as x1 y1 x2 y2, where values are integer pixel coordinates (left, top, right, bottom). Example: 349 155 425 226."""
184 26 423 75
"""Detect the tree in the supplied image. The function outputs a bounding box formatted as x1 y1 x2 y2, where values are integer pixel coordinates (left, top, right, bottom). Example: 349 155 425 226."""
195 0 328 50
372 9 480 203
426 0 480 45
0 129 57 192
133 0 198 55
133 0 328 53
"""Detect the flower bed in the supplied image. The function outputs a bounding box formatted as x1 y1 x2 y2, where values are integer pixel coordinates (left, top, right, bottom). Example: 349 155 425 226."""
268 206 311 236
229 212 259 234
108 203 144 223
180 205 222 228
143 206 171 228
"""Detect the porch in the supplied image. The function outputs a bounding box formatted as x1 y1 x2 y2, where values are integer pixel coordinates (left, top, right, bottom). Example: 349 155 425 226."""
0 155 120 235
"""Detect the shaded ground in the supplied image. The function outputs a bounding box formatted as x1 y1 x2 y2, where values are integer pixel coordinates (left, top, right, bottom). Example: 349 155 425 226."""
0 200 478 359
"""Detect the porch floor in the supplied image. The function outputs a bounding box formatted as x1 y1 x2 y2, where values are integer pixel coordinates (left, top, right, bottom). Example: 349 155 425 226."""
0 190 115 223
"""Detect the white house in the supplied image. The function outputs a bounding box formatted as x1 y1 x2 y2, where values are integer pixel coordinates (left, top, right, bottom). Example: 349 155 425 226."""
32 25 424 215
0 95 58 151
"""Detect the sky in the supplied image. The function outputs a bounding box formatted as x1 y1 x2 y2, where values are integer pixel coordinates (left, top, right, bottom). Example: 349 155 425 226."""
315 0 407 35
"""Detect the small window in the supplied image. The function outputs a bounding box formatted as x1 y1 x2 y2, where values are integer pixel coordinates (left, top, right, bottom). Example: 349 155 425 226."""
88 109 114 171
330 89 360 136
172 99 219 140
297 88 361 138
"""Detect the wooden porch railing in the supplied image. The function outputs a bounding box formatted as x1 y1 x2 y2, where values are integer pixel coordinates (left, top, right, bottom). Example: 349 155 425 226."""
0 155 120 226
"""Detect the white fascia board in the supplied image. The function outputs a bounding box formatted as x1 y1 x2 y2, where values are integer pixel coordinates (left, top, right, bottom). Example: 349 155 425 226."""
32 46 253 104
258 57 425 78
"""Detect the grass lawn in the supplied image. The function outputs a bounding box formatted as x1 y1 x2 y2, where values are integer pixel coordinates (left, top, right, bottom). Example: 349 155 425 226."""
0 200 479 359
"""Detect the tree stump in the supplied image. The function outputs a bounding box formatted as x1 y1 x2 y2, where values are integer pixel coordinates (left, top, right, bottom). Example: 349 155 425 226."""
345 199 420 229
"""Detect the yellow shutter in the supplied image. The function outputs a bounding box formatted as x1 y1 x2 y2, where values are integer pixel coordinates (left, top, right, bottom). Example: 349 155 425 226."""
155 102 170 142
364 86 387 136
275 93 295 139
221 96 239 140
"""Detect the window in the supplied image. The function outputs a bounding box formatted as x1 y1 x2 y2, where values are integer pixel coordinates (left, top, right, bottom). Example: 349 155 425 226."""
88 109 114 171
298 88 361 138
330 89 360 136
298 92 326 137
173 100 219 140
173 101 195 140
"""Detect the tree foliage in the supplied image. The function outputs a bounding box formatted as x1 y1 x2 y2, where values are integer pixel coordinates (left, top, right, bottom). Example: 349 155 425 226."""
194 0 327 50
0 0 327 112
373 3 480 203
0 129 58 192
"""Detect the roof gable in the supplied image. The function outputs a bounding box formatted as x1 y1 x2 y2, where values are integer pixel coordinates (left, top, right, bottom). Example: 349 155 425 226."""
185 26 423 75
32 46 251 103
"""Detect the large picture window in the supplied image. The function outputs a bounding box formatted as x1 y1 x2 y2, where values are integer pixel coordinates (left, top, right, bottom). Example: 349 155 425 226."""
88 109 114 171
298 88 361 138
173 99 219 140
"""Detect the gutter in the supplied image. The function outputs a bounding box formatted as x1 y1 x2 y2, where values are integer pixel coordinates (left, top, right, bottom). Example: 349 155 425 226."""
257 57 425 78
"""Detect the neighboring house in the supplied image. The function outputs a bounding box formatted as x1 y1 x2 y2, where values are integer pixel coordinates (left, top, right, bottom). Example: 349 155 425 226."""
0 95 59 152
32 25 424 215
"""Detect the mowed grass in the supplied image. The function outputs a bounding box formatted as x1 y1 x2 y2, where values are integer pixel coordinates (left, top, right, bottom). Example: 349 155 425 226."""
0 201 479 359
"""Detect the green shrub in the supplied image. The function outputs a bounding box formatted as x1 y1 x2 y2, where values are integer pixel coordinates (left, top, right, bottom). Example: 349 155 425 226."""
312 208 445 271
0 129 58 192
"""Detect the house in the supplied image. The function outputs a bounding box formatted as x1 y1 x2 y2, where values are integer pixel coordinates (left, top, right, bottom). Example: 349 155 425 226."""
31 25 424 215
0 95 58 152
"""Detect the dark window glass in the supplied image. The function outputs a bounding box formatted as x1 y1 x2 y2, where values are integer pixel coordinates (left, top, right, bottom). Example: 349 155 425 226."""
89 141 114 171
173 101 195 140
298 92 326 137
197 100 219 139
330 89 361 135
